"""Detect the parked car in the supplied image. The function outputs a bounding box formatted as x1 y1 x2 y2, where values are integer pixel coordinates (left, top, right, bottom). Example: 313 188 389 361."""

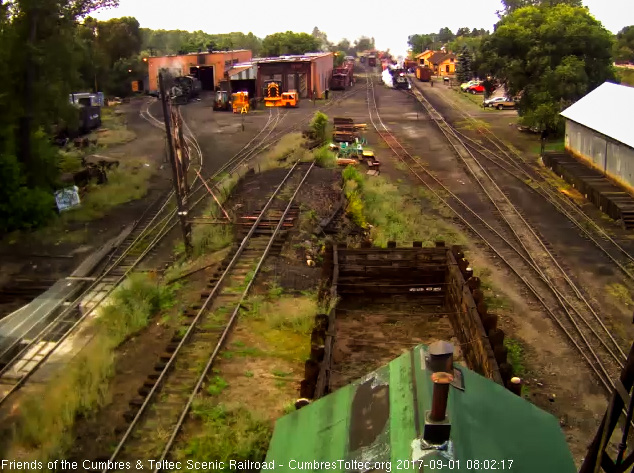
483 96 517 109
466 83 485 94
460 80 480 91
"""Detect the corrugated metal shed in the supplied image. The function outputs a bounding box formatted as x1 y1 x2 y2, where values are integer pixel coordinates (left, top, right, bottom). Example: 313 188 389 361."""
266 344 576 473
561 82 634 150
228 64 257 81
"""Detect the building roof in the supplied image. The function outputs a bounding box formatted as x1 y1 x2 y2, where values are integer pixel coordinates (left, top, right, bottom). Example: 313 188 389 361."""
265 344 576 473
228 63 257 80
253 52 332 64
147 49 249 59
427 52 456 65
561 81 634 149
415 49 434 59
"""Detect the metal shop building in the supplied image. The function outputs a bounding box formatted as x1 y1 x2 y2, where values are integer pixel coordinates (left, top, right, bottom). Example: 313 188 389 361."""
255 53 333 100
146 50 252 93
561 81 634 193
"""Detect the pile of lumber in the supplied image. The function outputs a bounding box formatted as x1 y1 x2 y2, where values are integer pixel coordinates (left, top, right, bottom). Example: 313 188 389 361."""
332 117 366 143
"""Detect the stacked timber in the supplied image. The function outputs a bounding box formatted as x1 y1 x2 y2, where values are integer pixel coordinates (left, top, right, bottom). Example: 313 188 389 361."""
447 245 521 395
332 117 366 143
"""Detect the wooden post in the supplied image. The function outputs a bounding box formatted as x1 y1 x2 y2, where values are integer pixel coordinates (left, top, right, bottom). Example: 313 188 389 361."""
159 72 192 257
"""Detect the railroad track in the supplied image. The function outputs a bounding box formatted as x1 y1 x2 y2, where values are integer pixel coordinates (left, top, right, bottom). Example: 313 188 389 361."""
103 160 315 472
367 72 625 392
0 87 359 407
406 81 634 281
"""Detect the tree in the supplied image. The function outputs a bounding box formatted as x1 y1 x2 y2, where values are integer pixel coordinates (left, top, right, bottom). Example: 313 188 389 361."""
437 27 454 43
354 36 373 53
335 38 352 55
0 0 119 232
498 0 581 15
614 26 634 63
456 47 473 82
261 31 319 56
311 26 332 51
408 34 434 54
480 4 615 131
456 27 471 37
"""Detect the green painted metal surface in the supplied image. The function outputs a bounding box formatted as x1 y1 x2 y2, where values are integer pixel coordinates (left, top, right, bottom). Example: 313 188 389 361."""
265 345 576 473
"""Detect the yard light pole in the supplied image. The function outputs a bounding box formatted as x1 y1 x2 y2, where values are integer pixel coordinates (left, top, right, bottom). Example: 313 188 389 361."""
159 72 193 257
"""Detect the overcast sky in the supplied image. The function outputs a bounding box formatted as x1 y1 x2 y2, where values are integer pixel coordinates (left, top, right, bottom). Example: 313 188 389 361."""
93 0 634 58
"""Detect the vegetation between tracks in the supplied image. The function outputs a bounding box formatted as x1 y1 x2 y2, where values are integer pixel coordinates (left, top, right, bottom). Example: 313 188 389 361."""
342 166 466 247
5 273 178 465
172 290 317 466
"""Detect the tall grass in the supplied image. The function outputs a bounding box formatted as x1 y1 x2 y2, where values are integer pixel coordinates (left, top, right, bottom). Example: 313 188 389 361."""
192 224 233 258
342 169 465 247
62 163 153 222
6 273 175 464
311 146 337 168
258 133 306 172
173 402 271 471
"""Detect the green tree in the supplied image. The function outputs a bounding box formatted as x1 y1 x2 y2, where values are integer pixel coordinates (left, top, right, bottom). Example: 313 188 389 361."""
335 38 352 55
261 31 319 56
437 27 454 43
0 0 118 232
498 0 582 15
614 26 634 63
480 4 615 131
311 26 333 51
456 47 474 82
408 34 435 54
353 36 373 53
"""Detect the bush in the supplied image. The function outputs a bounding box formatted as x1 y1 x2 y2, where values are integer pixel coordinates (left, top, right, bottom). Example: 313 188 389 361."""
192 224 233 257
175 403 271 470
98 272 175 346
312 146 337 168
309 111 328 144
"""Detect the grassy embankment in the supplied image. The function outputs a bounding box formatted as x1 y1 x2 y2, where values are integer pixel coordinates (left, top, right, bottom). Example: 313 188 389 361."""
28 106 150 245
170 285 319 468
4 273 178 465
342 165 465 246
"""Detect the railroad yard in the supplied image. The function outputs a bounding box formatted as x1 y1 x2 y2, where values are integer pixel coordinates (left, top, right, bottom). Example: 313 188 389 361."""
2 62 634 471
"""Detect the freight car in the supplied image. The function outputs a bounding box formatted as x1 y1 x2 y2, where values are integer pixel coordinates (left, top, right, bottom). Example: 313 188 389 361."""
330 63 354 90
368 55 377 67
415 66 433 82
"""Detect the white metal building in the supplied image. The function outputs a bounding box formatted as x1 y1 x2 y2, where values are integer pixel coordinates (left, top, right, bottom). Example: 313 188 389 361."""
560 82 634 192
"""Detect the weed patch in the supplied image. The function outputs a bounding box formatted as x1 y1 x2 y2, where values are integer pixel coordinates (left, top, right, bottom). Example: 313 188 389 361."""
5 272 176 463
606 283 634 307
361 176 464 247
173 402 271 470
61 162 153 222
504 338 526 377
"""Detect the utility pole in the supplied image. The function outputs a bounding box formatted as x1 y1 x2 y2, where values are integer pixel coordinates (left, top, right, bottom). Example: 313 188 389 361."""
159 72 193 257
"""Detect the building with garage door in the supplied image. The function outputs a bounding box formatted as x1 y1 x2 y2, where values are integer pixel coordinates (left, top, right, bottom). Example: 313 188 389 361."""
561 81 634 192
146 50 252 94
255 52 333 100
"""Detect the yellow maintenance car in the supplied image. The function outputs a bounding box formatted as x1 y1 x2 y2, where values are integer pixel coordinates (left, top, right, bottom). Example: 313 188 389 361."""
232 91 250 113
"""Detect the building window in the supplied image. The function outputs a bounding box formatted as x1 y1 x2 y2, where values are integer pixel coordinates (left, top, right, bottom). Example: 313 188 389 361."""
446 65 450 73
233 58 239 64
197 54 206 65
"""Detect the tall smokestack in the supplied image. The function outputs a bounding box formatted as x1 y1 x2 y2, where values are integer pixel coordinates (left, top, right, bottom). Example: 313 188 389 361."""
424 341 454 445
430 372 453 422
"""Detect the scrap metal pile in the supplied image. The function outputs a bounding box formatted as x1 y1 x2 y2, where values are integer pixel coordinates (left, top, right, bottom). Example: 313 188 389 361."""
329 117 380 174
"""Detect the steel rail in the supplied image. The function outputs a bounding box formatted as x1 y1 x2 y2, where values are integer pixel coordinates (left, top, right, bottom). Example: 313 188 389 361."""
406 85 626 364
104 160 312 471
366 72 616 391
154 161 316 471
409 83 634 279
